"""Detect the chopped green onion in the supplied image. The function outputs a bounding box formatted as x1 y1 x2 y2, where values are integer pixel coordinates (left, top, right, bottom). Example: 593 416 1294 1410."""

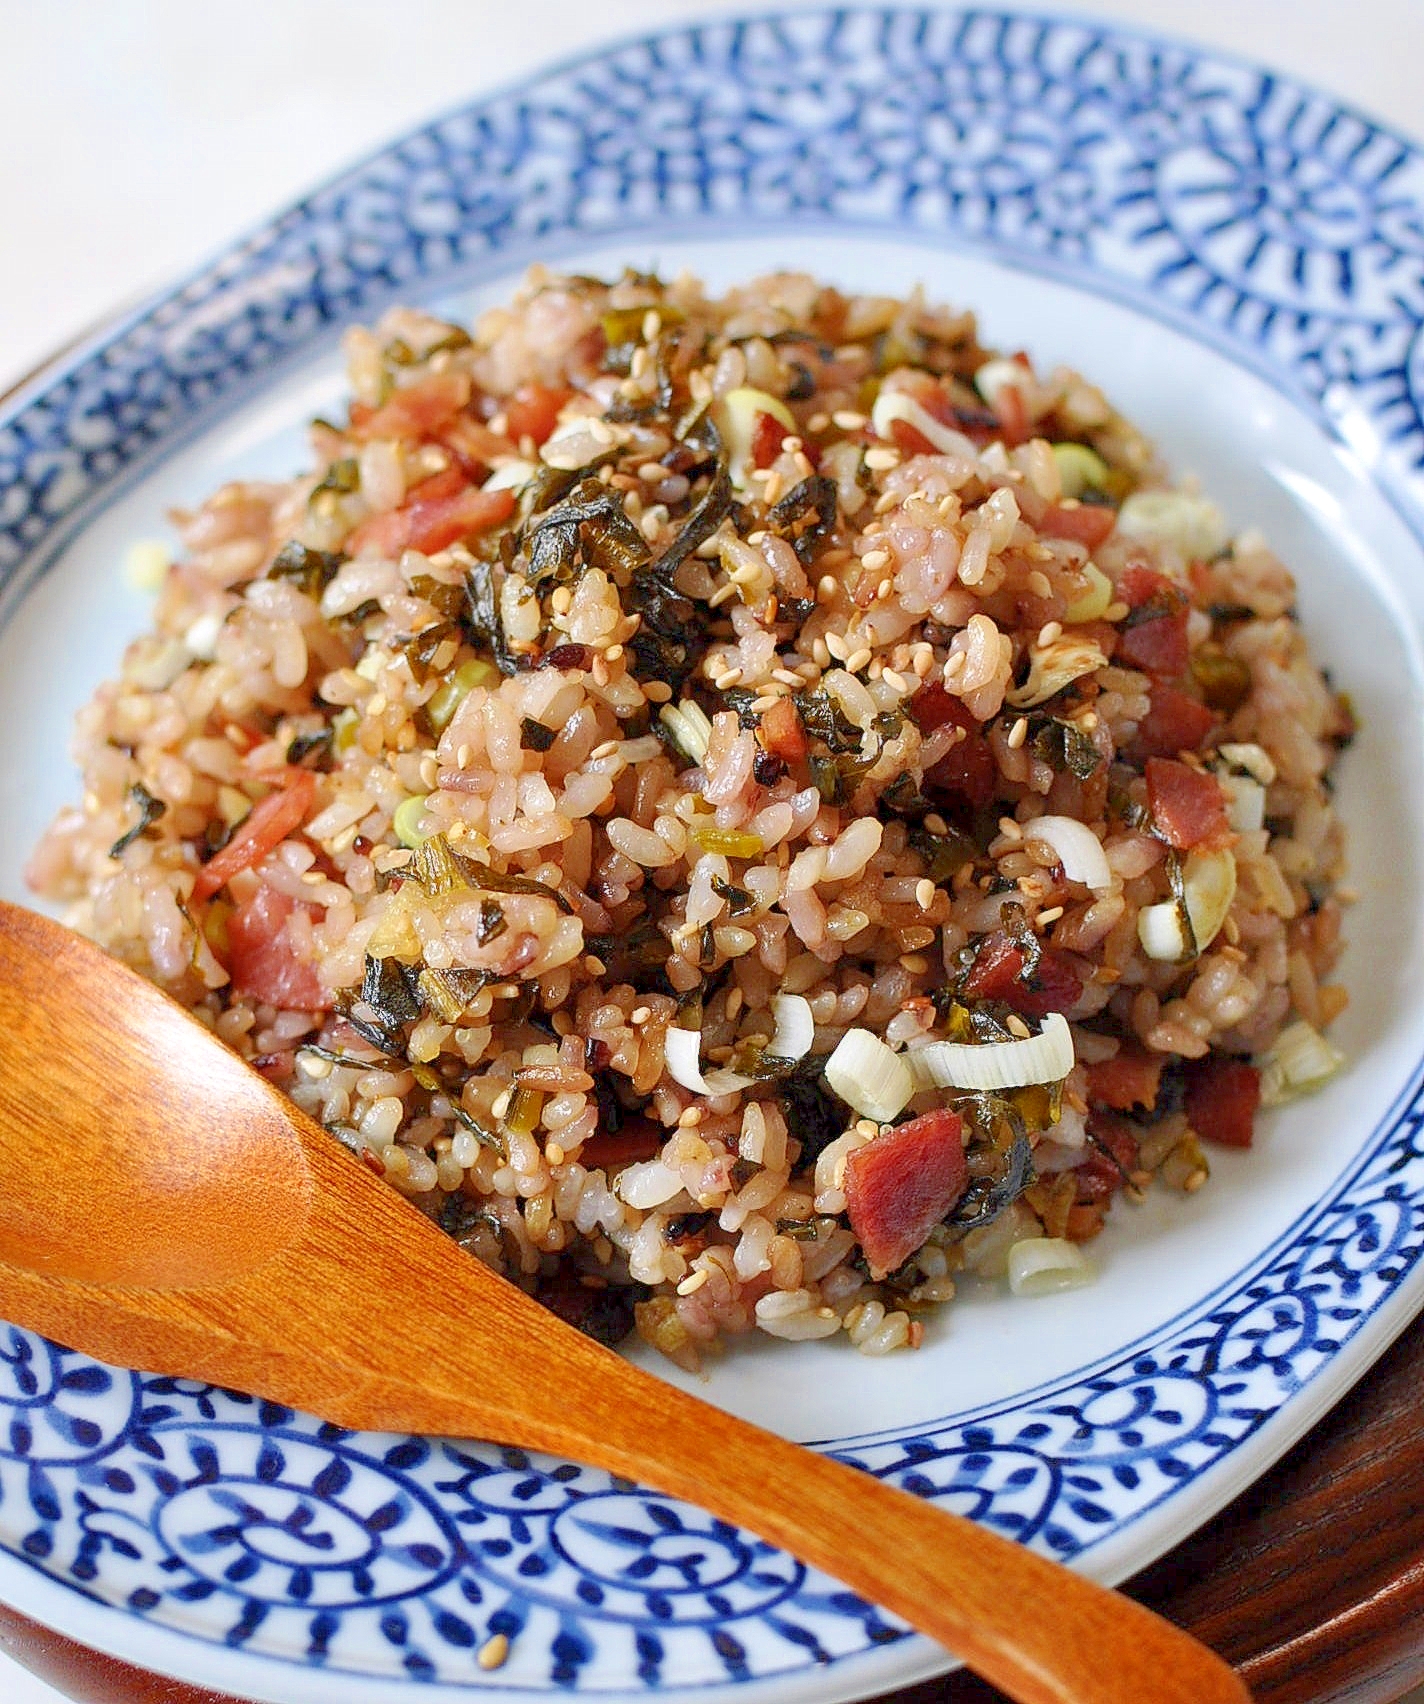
1051 443 1110 500
426 657 499 734
1117 491 1228 563
1138 848 1236 961
907 1013 1075 1094
392 795 430 849
1257 1019 1345 1106
1007 1237 1095 1296
823 1028 913 1123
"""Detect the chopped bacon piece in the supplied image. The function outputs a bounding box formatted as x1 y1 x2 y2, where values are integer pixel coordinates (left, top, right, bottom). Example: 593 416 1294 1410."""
751 410 786 469
887 418 940 457
502 383 574 448
579 1115 664 1170
1184 1057 1261 1148
962 931 1083 1019
192 769 316 903
1132 683 1215 760
347 469 516 558
994 381 1029 447
1076 1112 1141 1204
844 1108 967 1280
759 696 808 762
1146 757 1230 849
911 682 995 808
1086 1048 1165 1112
1040 503 1117 549
227 882 330 1011
1117 567 1190 676
351 370 472 441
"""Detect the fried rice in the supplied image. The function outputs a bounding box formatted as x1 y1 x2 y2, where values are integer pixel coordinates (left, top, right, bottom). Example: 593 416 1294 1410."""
27 267 1352 1368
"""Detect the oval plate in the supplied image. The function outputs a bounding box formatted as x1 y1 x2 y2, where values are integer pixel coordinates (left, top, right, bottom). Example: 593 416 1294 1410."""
2 8 1424 1701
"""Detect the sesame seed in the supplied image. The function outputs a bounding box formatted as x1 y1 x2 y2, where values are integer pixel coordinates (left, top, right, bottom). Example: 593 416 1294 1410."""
724 987 743 1021
824 631 849 661
1006 717 1029 750
876 577 893 601
605 643 624 663
301 870 325 886
366 693 387 717
678 1105 704 1128
845 647 872 674
923 813 948 836
817 574 838 601
642 309 662 343
863 446 900 471
630 1005 652 1025
772 667 805 689
806 412 830 433
637 461 665 483
1037 620 1063 647
582 955 606 976
943 650 966 679
781 435 803 455
707 581 739 608
763 470 784 505
298 1051 333 1080
855 1118 880 1138
1005 1015 1031 1039
456 744 473 769
912 646 934 678
592 655 610 686
643 680 672 702
873 490 899 515
832 409 867 429
1079 711 1099 731
998 816 1024 840
477 1633 510 1671
860 549 891 573
589 739 619 760
899 953 929 973
545 1141 566 1165
811 637 831 667
1037 905 1065 925
915 878 936 910
883 668 910 693
490 1089 512 1121
714 666 744 690
677 1268 711 1296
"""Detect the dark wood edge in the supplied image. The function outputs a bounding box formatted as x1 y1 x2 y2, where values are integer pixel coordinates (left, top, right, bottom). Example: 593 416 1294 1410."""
3 1311 1422 1704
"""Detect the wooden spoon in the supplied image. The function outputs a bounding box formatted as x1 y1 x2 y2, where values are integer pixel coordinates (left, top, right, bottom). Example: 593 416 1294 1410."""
0 902 1249 1704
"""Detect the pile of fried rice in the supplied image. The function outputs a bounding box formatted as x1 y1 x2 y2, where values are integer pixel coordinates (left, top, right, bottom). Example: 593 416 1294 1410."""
29 268 1352 1366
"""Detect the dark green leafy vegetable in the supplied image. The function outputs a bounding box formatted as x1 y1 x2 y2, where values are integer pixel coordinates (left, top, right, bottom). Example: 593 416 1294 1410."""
417 965 501 1023
108 782 167 859
1030 715 1101 780
520 716 556 752
527 478 649 583
947 1133 1033 1232
781 1066 850 1171
473 898 508 946
463 554 522 677
909 822 978 883
308 458 359 502
267 540 346 599
285 727 334 767
359 954 423 1026
765 475 837 565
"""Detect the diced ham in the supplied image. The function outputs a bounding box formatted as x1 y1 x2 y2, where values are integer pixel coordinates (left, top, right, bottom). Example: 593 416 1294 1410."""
1085 1047 1165 1112
1132 683 1215 760
227 883 330 1011
502 383 574 448
911 682 995 808
962 931 1083 1019
1040 503 1117 549
1184 1057 1261 1148
351 370 472 441
993 380 1029 447
346 469 516 558
1146 757 1230 849
192 769 316 903
759 696 808 762
844 1108 967 1280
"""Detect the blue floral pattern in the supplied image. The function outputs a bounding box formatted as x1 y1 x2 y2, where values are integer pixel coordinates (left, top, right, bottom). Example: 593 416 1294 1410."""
2 8 1424 1698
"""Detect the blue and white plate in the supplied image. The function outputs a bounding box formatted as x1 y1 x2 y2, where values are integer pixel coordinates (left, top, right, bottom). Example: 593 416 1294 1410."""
2 9 1424 1701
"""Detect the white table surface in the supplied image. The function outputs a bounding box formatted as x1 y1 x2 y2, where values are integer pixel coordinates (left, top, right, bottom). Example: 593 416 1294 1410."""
1 3 1419 1701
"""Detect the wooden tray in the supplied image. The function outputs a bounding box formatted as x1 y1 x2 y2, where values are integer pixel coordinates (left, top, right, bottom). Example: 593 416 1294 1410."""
3 1310 1421 1704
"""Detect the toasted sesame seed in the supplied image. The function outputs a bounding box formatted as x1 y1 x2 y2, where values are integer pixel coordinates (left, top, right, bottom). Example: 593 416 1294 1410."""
298 1051 333 1080
824 630 849 661
677 1268 711 1295
899 953 929 974
807 412 830 433
642 308 661 342
582 955 606 976
477 1633 510 1671
817 573 839 601
630 1005 652 1025
714 666 744 690
1079 711 1099 731
605 643 624 663
1037 620 1063 647
1037 905 1065 925
998 816 1024 841
589 739 619 760
772 668 805 689
863 446 900 471
943 650 966 679
706 581 739 608
873 490 900 514
854 1118 879 1138
490 1089 512 1121
845 646 872 674
678 1105 704 1128
882 668 911 694
832 409 867 430
781 435 803 455
456 744 473 769
860 549 891 573
876 577 893 601
924 812 949 836
591 655 610 686
1005 1015 1031 1039
763 470 784 505
545 1141 566 1165
1007 717 1029 750
915 878 936 911
643 680 672 703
